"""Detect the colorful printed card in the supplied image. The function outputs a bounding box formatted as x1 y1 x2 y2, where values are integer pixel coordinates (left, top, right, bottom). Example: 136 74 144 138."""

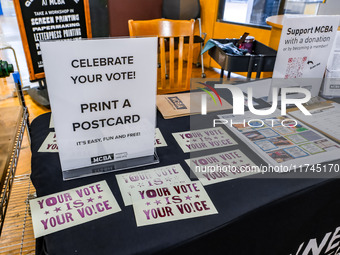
116 164 191 206
38 132 58 153
218 110 340 170
155 128 167 147
131 181 218 226
30 181 121 238
172 127 237 153
186 150 259 186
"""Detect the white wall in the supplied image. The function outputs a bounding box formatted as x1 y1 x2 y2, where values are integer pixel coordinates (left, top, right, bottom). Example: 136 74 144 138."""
318 0 340 15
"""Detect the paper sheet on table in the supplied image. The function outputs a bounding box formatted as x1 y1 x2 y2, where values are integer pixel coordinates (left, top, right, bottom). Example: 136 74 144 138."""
186 149 259 186
49 115 54 128
116 164 191 206
131 181 218 226
288 102 340 143
218 110 340 171
30 180 121 238
38 132 58 152
172 127 237 153
155 128 167 147
156 92 232 119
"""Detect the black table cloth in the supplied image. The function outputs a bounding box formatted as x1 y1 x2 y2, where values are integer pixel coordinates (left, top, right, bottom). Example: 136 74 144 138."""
30 96 340 255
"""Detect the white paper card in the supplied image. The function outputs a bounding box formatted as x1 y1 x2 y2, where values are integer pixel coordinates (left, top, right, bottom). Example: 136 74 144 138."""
38 132 58 153
40 37 157 171
49 115 54 128
289 103 340 142
186 150 259 186
155 128 167 147
172 127 237 153
29 180 121 238
116 164 191 206
131 181 218 226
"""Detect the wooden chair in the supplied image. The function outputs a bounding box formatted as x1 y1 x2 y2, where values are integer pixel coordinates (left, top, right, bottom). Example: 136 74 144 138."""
128 19 195 94
162 0 206 78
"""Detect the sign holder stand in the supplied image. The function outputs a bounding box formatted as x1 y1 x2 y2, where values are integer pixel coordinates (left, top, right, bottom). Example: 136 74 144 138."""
62 152 159 181
40 37 159 181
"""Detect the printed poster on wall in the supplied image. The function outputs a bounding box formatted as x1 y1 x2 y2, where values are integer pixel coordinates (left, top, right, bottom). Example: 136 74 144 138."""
13 0 91 81
40 37 158 173
271 15 340 98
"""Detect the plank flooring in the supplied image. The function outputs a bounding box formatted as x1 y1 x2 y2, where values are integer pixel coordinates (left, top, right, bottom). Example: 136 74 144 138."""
0 175 35 255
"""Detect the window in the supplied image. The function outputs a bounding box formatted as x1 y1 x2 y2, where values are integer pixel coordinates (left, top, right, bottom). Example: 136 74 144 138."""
218 0 324 28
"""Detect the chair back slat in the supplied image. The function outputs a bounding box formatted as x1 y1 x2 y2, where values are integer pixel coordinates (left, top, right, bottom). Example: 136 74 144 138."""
159 37 166 90
128 19 195 94
178 36 184 87
169 37 175 89
185 33 194 89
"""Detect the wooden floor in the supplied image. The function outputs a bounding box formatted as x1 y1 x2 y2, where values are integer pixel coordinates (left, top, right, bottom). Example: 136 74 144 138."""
0 32 223 254
0 175 36 254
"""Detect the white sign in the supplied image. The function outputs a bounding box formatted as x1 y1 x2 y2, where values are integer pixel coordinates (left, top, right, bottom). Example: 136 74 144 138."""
323 31 340 97
116 164 190 206
40 37 158 171
131 181 218 227
39 128 167 153
29 180 121 238
272 15 340 97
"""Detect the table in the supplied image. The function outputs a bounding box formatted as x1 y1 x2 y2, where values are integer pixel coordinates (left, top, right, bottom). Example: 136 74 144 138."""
30 89 340 255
